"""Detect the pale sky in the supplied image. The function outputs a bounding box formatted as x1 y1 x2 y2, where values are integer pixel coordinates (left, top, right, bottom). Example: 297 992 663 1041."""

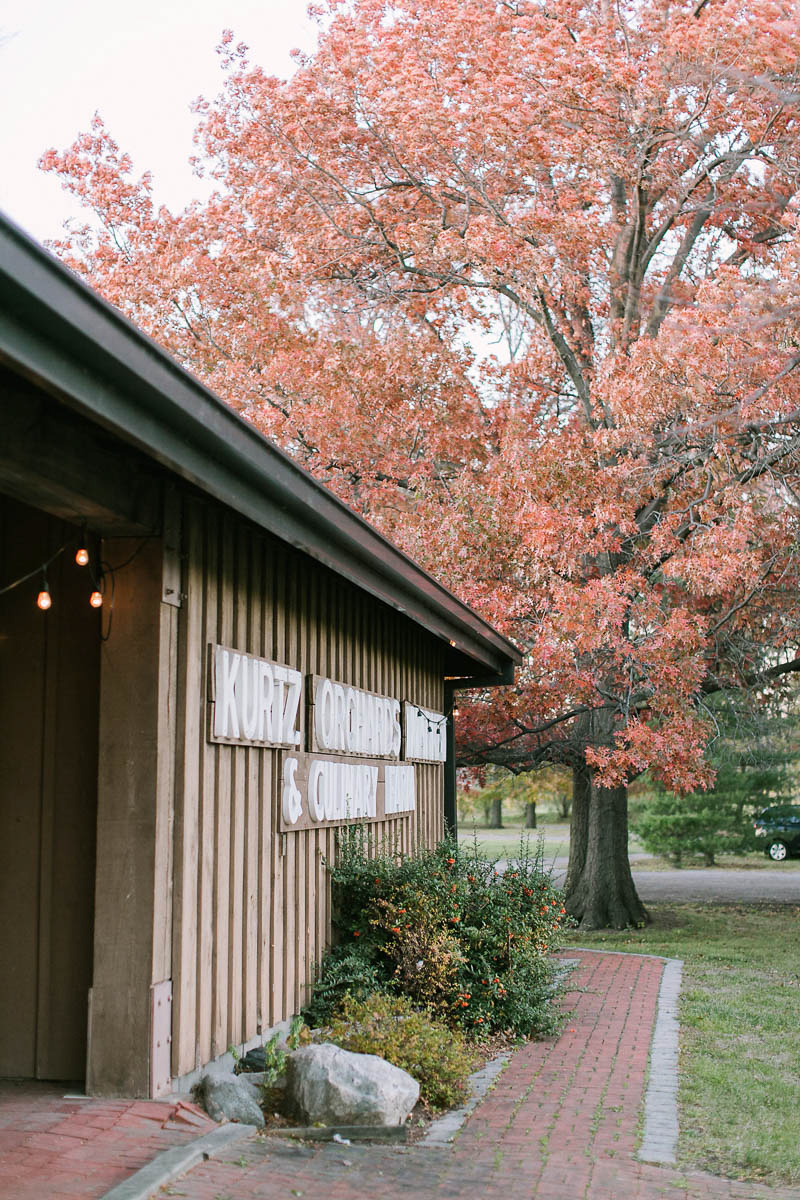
0 0 318 242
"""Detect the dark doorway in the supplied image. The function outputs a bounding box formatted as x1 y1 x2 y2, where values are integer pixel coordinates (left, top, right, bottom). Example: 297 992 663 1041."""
0 497 99 1080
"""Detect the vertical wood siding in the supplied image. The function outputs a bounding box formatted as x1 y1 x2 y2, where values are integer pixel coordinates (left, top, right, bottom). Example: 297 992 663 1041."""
172 496 444 1077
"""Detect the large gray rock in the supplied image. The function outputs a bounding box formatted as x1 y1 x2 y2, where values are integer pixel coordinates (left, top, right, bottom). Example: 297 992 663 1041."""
237 1069 285 1093
286 1044 419 1127
196 1071 266 1127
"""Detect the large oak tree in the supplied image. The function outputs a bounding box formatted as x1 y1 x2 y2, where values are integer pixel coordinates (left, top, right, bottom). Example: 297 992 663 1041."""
43 0 800 925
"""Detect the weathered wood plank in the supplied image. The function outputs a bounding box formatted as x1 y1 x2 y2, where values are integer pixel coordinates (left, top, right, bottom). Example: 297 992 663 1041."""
258 536 274 1035
212 515 235 1058
89 538 167 1096
172 504 202 1076
228 526 248 1046
283 552 299 1016
197 504 219 1067
243 534 261 1044
269 544 287 1026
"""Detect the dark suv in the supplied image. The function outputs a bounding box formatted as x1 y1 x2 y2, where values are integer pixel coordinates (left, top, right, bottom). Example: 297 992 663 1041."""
753 805 800 861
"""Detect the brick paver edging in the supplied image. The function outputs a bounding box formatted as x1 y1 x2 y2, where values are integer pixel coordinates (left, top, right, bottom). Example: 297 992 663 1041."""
129 948 800 1200
568 947 683 1166
638 956 682 1164
98 1123 253 1200
421 1049 512 1146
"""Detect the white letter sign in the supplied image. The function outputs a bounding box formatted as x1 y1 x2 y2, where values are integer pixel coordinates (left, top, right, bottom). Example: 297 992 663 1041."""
402 702 448 762
277 753 416 831
309 675 401 758
210 644 302 748
384 763 416 814
281 757 303 826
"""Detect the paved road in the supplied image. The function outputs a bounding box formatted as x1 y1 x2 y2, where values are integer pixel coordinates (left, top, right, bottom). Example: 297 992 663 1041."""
547 859 800 903
630 867 800 904
469 829 800 904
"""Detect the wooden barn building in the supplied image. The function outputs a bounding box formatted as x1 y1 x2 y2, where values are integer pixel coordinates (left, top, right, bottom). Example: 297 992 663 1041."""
0 214 519 1098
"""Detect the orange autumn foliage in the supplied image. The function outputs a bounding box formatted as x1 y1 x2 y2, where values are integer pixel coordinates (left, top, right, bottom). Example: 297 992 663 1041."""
42 0 800 923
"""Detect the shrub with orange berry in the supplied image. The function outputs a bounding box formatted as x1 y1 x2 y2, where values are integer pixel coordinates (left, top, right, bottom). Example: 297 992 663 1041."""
303 828 569 1039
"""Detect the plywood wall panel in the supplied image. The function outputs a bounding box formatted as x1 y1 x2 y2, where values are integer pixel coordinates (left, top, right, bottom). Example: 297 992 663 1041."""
172 508 202 1077
197 505 219 1068
243 535 261 1044
171 495 445 1078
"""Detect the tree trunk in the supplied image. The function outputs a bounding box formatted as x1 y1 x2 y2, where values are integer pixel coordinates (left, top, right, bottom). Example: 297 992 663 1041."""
486 796 503 828
524 801 537 829
564 763 590 898
564 763 648 930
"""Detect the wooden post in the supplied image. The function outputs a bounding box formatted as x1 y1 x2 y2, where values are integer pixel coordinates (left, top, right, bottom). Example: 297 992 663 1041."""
87 535 176 1096
444 683 457 837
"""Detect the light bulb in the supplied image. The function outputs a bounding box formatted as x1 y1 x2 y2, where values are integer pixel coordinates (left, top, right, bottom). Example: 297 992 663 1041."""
89 590 103 608
75 547 90 566
453 707 460 717
37 589 52 611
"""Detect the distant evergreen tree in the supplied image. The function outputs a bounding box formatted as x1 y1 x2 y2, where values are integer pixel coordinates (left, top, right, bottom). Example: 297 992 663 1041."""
633 704 798 866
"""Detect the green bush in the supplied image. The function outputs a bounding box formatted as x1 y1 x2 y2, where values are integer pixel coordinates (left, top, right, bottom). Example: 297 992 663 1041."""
633 766 770 865
301 945 392 1028
325 992 475 1110
304 831 567 1039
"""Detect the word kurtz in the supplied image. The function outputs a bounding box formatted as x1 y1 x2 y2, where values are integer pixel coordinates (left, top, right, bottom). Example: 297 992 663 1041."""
212 645 302 747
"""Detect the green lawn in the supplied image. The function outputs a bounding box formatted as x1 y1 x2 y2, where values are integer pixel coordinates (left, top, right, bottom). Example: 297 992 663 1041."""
457 820 571 863
564 904 800 1187
457 825 800 1182
456 820 640 861
456 819 800 869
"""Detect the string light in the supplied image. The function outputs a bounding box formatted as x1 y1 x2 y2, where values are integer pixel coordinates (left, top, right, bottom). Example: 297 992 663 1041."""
408 702 449 735
0 545 65 601
88 553 105 609
37 571 52 611
0 532 147 639
74 524 90 566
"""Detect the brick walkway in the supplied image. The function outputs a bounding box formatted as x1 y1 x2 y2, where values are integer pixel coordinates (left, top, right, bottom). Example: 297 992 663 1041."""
0 1081 216 1199
155 951 800 1200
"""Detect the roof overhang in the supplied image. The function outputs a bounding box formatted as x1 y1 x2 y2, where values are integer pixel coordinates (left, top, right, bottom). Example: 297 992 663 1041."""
0 213 520 685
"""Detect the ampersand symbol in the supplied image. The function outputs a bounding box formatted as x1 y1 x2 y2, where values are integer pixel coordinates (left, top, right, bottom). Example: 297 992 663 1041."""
282 757 303 826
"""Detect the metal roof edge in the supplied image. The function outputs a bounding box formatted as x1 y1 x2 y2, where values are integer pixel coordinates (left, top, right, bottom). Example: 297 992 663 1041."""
0 212 521 677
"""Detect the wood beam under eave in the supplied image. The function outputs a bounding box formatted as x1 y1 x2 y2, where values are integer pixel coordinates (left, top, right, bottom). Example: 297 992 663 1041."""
0 370 160 536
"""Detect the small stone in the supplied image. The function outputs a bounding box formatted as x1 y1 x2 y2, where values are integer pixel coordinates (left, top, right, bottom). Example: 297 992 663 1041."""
196 1072 265 1127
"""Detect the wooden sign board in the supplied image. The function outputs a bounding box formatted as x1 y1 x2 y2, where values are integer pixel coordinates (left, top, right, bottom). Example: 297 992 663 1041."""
306 674 401 759
206 648 447 771
207 644 303 750
402 701 447 763
277 752 416 832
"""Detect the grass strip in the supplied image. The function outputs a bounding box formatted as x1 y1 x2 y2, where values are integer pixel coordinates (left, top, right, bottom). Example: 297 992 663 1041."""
564 903 800 1188
457 822 800 869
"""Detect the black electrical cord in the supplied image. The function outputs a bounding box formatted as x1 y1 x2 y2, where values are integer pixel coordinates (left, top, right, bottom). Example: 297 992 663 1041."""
0 543 67 596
